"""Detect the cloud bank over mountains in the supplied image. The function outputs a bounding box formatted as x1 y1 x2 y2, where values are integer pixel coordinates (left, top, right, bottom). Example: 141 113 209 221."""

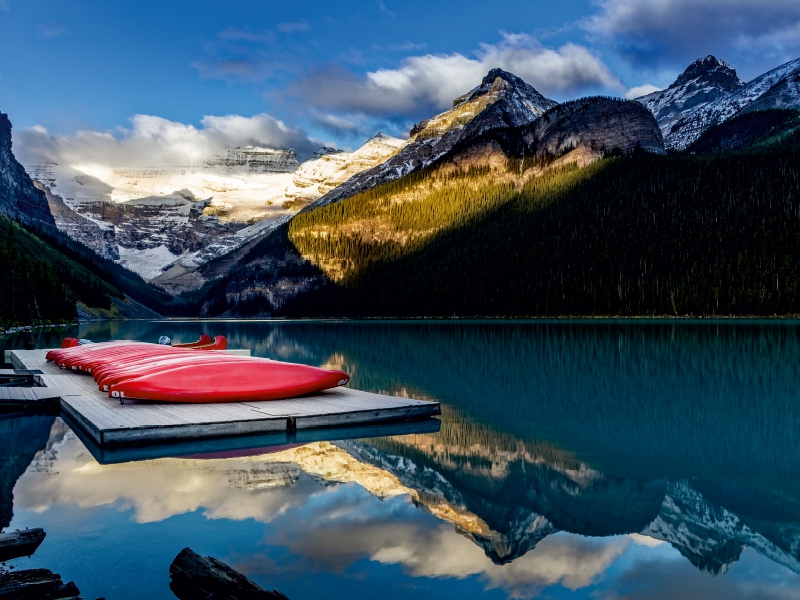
12 0 800 170
17 31 627 167
17 113 325 169
286 33 621 119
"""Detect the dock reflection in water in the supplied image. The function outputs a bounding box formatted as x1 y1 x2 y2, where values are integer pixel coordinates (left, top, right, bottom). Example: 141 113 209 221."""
3 321 800 599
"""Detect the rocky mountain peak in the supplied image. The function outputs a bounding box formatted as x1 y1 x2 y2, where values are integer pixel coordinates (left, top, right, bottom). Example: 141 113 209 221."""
312 70 557 208
671 55 744 91
635 55 748 148
529 97 665 157
0 111 57 230
452 68 553 113
654 55 800 150
204 146 300 173
308 146 345 161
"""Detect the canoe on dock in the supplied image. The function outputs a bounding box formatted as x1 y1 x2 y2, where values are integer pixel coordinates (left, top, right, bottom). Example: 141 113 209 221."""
48 341 350 403
8 349 440 448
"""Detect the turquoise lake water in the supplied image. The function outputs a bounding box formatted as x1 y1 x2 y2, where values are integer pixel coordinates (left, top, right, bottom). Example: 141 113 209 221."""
2 320 800 599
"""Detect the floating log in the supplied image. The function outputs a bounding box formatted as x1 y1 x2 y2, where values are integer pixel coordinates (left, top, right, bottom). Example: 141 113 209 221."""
0 568 80 600
0 528 46 562
169 547 289 600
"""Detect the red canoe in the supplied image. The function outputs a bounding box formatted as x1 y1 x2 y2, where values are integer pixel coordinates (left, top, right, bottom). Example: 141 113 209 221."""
59 344 176 371
108 360 350 403
48 342 145 369
89 347 199 378
96 355 267 391
47 340 134 363
61 338 80 348
172 334 213 348
195 336 227 351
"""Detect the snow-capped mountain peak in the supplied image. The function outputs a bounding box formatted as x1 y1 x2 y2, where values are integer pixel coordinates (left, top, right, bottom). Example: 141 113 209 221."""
636 55 746 143
670 55 743 90
452 67 555 115
639 54 800 150
311 68 557 208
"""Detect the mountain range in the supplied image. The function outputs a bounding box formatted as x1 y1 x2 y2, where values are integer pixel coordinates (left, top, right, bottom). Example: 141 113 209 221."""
1 52 799 320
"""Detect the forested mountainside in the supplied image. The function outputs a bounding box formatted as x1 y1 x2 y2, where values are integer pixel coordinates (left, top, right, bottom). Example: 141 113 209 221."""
5 58 800 321
209 109 800 318
0 216 80 326
0 110 180 326
200 96 666 317
0 213 177 327
0 213 118 326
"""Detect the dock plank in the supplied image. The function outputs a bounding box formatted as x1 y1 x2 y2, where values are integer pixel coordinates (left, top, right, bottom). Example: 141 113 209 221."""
11 349 440 447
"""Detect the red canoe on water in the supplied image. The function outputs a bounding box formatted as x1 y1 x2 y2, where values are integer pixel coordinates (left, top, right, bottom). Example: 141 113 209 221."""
108 360 350 403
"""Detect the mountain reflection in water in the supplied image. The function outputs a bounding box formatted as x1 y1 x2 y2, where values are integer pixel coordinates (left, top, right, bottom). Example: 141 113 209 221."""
4 320 800 599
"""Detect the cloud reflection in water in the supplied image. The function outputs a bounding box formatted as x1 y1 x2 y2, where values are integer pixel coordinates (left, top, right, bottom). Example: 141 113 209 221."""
13 427 632 598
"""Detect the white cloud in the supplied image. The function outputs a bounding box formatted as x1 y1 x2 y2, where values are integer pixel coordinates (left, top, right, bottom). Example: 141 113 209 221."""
625 83 661 99
376 0 395 18
279 519 629 598
311 112 365 135
629 533 665 547
16 112 323 168
585 0 800 73
287 32 621 117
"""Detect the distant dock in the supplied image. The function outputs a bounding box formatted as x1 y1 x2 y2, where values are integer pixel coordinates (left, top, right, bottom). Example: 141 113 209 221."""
6 349 441 448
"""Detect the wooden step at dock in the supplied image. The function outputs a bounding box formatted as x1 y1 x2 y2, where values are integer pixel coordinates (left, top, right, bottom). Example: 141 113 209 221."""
0 368 44 386
0 385 64 407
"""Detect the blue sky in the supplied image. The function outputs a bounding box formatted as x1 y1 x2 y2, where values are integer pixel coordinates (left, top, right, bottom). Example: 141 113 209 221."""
1 0 799 158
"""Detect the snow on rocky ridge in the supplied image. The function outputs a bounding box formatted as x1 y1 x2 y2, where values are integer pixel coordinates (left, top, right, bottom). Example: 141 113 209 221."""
310 68 558 208
637 55 800 150
636 56 745 143
27 136 404 281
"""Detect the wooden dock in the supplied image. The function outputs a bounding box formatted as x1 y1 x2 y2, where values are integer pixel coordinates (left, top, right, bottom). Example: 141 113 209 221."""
9 349 440 447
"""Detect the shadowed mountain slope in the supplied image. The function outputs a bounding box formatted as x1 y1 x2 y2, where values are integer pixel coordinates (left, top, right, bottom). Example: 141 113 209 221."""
0 111 55 232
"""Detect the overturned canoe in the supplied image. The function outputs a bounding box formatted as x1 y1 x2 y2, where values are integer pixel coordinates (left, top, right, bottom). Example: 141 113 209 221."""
96 355 267 391
108 360 350 403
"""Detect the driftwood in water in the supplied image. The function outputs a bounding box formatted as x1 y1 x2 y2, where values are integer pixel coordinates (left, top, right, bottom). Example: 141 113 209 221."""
0 567 80 600
0 528 46 562
169 547 289 600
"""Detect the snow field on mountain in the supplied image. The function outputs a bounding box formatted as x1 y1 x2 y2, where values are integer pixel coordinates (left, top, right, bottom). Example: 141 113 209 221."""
27 135 405 280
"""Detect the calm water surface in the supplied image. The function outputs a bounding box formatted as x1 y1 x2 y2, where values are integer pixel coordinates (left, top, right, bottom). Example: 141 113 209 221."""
2 320 800 599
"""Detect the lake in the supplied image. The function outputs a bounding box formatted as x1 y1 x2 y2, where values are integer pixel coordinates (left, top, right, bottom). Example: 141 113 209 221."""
2 320 800 599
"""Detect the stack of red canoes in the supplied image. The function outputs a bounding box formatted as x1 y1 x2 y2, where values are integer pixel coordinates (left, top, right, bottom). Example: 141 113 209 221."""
45 336 349 403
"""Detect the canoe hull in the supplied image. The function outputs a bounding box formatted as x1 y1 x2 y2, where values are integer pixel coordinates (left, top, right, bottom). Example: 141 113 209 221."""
108 361 349 403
